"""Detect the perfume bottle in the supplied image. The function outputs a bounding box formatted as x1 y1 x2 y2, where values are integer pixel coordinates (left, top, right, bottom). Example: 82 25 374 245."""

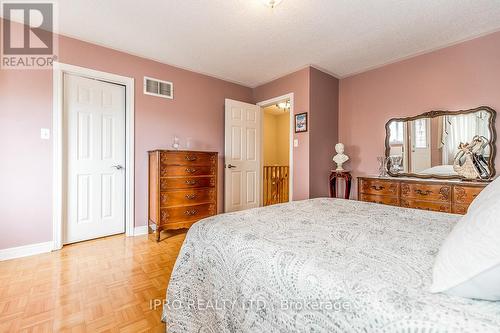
377 156 388 177
172 136 180 150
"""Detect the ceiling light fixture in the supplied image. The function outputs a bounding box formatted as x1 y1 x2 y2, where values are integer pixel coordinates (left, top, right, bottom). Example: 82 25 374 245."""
261 0 283 8
276 100 290 111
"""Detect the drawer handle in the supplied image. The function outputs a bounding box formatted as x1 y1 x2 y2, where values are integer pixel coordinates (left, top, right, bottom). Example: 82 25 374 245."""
185 168 197 174
371 185 385 191
184 209 198 216
185 180 198 185
185 155 197 161
415 189 432 196
185 194 197 200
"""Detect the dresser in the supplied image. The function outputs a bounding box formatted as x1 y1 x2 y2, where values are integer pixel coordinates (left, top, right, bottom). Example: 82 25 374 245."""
148 150 218 241
357 176 488 214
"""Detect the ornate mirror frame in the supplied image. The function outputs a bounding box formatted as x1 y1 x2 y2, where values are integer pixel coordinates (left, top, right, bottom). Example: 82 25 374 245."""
384 106 497 180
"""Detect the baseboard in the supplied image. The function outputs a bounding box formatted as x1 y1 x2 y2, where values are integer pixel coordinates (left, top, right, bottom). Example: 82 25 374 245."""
134 225 148 236
0 241 53 261
0 228 148 261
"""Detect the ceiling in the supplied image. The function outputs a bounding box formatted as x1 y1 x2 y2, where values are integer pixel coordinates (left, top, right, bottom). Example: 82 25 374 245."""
264 104 290 116
46 1 500 86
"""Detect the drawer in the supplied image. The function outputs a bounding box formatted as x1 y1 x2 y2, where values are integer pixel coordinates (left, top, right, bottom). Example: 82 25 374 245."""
400 199 451 213
452 204 469 215
160 176 216 190
453 186 483 205
160 152 216 166
161 165 216 177
401 183 451 203
359 179 399 196
160 203 216 224
160 188 216 207
359 194 399 207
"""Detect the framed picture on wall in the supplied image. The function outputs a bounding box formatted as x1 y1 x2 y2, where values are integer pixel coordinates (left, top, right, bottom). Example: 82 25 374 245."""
295 112 308 133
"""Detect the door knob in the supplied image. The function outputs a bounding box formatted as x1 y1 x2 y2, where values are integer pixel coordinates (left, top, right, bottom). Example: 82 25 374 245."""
112 165 124 170
226 164 236 169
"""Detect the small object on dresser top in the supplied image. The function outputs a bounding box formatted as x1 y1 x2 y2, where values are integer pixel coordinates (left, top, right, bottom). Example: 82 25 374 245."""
172 136 180 150
453 136 491 180
332 143 349 171
377 156 389 177
388 155 403 173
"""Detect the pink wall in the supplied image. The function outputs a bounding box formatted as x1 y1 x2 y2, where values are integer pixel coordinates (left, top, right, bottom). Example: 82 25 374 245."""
0 69 53 248
58 35 253 227
309 68 339 198
1 26 339 250
3 17 498 250
0 22 253 249
253 68 311 200
253 67 339 199
339 31 500 197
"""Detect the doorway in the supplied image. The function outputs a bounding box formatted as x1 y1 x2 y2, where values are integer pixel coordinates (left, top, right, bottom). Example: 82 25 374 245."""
261 101 291 206
257 93 294 206
223 94 294 213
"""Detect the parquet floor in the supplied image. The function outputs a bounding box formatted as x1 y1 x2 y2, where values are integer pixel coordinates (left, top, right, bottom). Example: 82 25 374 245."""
0 231 186 333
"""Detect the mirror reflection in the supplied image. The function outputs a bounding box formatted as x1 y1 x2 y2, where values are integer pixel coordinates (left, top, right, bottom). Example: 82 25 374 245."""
387 109 494 179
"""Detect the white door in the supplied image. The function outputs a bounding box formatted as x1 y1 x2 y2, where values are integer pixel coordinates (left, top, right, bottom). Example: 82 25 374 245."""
410 118 432 173
224 99 261 212
64 74 126 244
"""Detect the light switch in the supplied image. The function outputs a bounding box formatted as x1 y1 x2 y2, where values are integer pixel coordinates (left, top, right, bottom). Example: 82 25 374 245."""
293 139 299 147
40 128 50 140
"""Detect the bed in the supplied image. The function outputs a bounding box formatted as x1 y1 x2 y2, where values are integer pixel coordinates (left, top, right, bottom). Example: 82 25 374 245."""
420 164 458 176
162 198 500 332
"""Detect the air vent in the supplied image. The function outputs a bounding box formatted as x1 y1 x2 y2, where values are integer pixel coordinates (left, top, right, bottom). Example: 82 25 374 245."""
144 76 173 99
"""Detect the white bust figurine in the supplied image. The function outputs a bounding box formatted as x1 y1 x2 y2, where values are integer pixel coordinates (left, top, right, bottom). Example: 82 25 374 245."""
333 143 349 171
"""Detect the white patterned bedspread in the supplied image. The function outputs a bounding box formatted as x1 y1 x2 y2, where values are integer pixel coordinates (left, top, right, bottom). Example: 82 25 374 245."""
162 198 500 332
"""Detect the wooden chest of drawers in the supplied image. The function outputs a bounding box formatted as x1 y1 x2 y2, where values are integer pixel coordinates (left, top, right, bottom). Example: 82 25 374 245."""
148 150 218 241
358 177 487 215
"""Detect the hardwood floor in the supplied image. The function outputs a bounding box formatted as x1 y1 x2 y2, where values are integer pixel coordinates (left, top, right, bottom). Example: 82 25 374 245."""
0 231 186 332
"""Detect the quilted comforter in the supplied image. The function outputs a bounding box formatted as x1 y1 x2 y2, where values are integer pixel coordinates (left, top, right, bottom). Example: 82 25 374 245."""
162 198 500 332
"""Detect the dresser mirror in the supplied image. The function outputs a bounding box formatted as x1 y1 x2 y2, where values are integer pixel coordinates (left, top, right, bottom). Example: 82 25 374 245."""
385 106 496 180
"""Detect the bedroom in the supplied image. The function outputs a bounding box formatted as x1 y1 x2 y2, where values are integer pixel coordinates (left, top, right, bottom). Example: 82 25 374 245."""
0 0 500 332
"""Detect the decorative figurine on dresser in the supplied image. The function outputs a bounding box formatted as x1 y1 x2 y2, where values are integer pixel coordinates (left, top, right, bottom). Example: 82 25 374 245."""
148 150 218 241
358 106 496 215
330 143 352 199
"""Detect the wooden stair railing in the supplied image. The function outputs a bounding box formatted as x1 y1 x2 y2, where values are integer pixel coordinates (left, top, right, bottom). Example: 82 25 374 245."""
263 165 289 206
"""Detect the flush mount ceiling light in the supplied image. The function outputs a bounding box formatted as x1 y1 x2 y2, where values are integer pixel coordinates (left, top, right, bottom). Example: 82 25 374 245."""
261 0 283 8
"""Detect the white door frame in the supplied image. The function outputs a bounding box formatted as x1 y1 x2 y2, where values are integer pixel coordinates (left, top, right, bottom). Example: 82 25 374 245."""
52 62 135 250
257 93 294 203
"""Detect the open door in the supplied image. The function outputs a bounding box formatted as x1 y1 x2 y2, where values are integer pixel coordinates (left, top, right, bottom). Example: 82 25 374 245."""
224 99 261 212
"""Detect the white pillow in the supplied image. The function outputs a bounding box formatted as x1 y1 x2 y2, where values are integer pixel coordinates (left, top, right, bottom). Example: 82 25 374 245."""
430 177 500 301
467 177 500 212
446 265 500 300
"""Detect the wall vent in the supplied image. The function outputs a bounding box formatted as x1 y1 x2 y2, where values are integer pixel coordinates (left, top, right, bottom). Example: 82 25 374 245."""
144 76 173 99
